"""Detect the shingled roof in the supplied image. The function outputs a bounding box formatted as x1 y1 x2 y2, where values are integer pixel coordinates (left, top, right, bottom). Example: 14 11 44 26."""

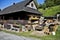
0 0 42 15
44 16 57 19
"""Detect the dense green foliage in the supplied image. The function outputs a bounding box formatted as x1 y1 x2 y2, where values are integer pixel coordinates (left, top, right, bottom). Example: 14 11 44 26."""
54 0 60 5
37 0 60 9
44 0 55 7
39 5 60 16
44 0 60 7
36 0 60 16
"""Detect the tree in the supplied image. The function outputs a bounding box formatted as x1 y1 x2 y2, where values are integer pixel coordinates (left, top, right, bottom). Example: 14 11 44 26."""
44 0 55 7
42 3 46 10
44 0 60 8
38 4 42 9
54 0 60 5
34 0 39 9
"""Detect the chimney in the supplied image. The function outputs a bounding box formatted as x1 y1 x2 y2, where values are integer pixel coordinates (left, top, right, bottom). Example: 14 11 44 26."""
13 3 15 5
0 9 1 11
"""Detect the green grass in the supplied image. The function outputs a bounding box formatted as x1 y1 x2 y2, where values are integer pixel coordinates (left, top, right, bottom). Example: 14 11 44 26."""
2 26 60 40
39 5 60 16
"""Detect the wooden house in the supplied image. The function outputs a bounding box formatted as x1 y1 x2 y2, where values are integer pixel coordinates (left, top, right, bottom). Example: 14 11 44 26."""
0 0 42 31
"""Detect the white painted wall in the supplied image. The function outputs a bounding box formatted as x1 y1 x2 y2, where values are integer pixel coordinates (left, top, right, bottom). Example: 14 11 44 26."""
27 1 37 9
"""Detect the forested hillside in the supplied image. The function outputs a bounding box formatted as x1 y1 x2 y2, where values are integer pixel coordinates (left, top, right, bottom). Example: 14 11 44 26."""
38 5 60 16
35 0 60 16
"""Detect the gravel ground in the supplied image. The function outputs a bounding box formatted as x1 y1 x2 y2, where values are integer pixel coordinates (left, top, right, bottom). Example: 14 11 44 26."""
0 31 39 40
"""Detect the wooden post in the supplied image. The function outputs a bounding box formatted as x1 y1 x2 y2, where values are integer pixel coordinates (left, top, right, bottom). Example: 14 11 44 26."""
18 17 20 20
28 15 32 31
0 16 1 20
3 16 4 20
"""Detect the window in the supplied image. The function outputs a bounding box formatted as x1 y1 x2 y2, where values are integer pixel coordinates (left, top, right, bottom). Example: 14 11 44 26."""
31 3 33 7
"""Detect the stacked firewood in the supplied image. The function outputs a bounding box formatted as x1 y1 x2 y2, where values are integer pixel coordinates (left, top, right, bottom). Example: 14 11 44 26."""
43 20 59 35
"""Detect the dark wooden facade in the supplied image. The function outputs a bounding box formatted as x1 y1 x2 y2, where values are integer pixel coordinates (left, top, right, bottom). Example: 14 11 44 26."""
0 0 42 31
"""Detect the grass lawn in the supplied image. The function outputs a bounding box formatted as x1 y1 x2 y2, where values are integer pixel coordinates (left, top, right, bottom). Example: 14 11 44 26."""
2 25 60 40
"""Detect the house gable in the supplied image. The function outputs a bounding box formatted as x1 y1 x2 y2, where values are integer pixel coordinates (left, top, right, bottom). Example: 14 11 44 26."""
27 1 37 9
